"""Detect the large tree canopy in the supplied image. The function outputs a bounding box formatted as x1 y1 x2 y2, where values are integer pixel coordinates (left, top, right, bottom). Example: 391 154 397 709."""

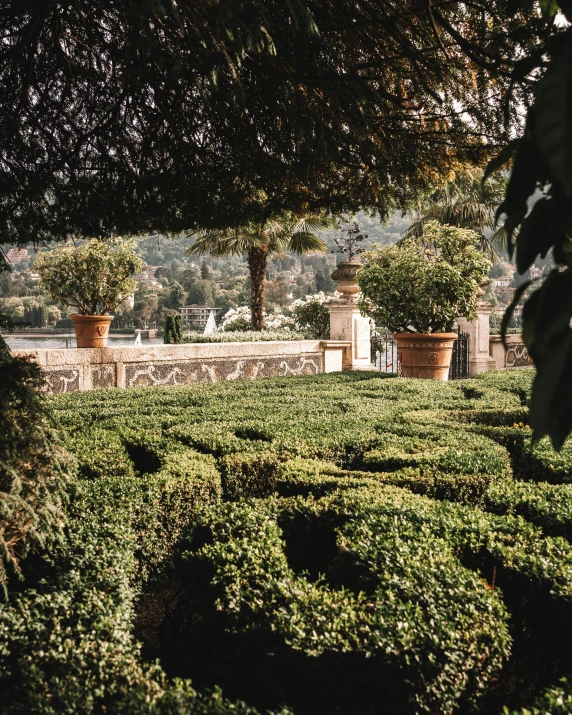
0 1 546 244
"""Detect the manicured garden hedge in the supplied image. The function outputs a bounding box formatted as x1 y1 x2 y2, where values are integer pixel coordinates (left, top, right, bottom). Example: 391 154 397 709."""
3 367 572 713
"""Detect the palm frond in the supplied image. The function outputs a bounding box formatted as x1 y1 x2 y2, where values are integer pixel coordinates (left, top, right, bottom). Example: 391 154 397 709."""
288 232 327 255
187 230 267 257
402 219 426 239
487 226 512 256
291 216 335 234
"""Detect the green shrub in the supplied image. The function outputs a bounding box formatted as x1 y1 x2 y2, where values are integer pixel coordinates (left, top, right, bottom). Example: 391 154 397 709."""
218 452 280 500
505 679 572 715
181 493 511 715
0 517 283 714
36 370 572 712
483 479 572 542
71 440 222 581
0 518 156 713
290 295 330 339
357 221 490 333
67 427 135 481
164 313 184 344
359 425 511 477
0 341 74 593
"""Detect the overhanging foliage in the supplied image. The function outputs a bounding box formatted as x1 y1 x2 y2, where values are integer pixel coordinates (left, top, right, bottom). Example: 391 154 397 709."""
0 1 546 243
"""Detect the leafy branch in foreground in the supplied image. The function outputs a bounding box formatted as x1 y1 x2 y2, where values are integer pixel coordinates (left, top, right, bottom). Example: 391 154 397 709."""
0 338 74 595
492 2 572 449
0 1 546 241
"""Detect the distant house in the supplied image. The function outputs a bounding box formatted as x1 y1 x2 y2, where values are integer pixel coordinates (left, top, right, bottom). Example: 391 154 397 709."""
180 305 219 329
5 247 29 265
494 276 511 288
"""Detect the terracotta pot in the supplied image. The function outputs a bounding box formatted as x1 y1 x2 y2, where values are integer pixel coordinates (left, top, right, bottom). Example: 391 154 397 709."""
392 332 458 381
71 314 113 348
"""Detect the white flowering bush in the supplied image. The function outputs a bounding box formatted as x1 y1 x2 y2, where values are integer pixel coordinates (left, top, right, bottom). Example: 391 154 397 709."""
220 306 253 332
221 306 295 332
265 312 295 331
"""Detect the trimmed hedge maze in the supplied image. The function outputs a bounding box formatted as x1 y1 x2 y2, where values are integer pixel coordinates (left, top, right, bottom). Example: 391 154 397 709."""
3 370 572 713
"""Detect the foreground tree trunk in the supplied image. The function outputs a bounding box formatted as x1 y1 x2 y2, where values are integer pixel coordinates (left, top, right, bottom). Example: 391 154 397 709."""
247 245 269 331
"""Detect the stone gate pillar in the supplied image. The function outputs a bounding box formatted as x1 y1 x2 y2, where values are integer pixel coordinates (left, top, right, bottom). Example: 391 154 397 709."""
457 296 496 376
327 262 374 370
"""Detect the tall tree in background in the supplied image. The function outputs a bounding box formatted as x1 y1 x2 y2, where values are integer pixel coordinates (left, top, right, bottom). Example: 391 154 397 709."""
403 168 508 256
188 215 327 330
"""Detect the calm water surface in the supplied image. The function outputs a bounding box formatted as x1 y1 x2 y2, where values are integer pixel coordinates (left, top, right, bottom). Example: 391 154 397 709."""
6 336 163 350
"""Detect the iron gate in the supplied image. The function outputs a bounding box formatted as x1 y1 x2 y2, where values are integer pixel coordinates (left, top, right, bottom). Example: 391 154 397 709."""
449 331 469 380
370 331 399 374
370 330 469 379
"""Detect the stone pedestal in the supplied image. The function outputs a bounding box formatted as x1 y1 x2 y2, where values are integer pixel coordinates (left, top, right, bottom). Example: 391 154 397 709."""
327 262 375 371
457 299 496 376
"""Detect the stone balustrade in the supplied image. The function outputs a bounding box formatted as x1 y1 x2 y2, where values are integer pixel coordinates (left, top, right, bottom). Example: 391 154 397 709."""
11 340 350 394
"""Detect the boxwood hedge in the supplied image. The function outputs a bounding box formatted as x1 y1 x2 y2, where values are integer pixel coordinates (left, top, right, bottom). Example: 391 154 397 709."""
3 367 572 714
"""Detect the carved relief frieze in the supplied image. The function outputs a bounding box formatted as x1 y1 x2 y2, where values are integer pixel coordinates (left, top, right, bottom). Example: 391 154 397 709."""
505 344 533 368
36 352 324 393
43 367 81 393
91 364 116 390
123 354 323 388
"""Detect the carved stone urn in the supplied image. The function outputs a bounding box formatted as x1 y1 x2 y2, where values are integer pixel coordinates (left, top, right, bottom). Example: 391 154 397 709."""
330 261 362 303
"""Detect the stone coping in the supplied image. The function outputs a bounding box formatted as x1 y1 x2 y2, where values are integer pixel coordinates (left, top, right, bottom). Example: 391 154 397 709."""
489 334 523 344
10 339 346 367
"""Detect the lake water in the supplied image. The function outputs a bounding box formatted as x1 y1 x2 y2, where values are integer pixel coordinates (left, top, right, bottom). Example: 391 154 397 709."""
5 336 163 350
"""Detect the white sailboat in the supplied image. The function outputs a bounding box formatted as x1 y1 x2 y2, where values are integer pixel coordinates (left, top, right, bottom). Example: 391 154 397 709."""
134 331 142 345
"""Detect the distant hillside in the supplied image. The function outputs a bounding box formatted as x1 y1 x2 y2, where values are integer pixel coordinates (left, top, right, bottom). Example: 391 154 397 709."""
135 210 411 266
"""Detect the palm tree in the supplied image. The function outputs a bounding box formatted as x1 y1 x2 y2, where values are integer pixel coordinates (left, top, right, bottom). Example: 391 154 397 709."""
187 213 328 330
403 168 508 256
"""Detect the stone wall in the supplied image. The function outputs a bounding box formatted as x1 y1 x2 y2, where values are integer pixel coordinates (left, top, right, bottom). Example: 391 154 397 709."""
489 334 533 370
12 340 348 394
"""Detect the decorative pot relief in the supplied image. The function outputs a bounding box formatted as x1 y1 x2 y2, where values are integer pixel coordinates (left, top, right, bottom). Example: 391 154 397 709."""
427 352 438 365
97 325 108 336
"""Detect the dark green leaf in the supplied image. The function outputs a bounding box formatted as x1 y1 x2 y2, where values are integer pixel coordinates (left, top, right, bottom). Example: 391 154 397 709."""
530 329 572 448
483 139 521 183
539 0 561 18
496 135 541 234
522 269 572 447
533 45 572 198
515 197 561 273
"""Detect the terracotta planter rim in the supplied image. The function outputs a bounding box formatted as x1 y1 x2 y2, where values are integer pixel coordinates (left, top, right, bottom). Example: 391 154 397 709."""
70 314 113 321
392 332 458 341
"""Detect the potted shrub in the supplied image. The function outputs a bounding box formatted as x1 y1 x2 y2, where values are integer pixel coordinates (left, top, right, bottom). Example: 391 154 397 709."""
357 221 490 380
34 238 143 348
